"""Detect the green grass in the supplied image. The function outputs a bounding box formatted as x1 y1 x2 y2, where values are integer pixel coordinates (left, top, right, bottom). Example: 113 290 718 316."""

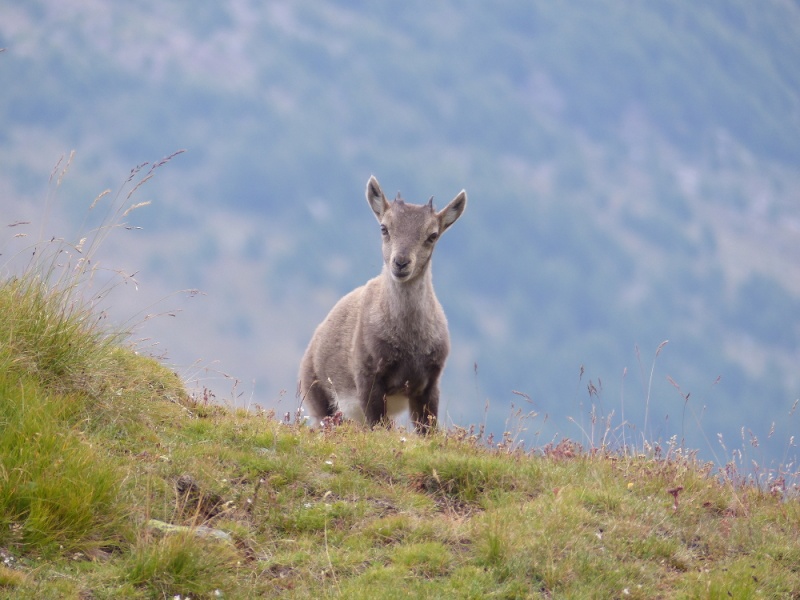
0 372 123 556
1 158 798 598
2 367 796 599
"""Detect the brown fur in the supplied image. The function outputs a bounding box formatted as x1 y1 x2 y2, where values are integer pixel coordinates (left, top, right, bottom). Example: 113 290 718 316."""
298 175 467 432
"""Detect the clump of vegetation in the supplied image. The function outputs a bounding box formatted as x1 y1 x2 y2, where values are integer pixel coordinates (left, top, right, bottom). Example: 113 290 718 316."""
0 157 798 598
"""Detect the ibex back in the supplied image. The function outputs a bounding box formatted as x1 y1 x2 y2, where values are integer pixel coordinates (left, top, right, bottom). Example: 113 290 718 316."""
299 175 467 432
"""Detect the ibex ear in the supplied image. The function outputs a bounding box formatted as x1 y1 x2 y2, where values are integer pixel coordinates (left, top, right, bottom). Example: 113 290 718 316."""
438 190 467 232
366 175 390 221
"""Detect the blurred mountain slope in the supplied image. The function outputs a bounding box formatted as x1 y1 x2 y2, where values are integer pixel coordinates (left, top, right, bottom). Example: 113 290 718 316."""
1 0 798 463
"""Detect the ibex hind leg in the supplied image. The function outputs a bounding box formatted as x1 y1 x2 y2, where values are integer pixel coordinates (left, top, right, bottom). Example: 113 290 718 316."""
301 378 338 426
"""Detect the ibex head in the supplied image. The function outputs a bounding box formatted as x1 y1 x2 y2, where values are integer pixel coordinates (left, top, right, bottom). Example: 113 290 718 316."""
366 175 467 283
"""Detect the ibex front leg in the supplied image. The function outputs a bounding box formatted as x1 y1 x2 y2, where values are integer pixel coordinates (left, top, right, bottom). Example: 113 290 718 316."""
359 373 389 427
409 384 439 434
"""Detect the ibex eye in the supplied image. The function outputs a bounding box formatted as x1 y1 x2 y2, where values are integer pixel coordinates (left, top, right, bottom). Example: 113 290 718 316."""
427 232 439 243
380 225 389 236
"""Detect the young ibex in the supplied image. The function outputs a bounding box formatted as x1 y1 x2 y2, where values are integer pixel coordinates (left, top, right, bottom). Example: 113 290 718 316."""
299 175 467 432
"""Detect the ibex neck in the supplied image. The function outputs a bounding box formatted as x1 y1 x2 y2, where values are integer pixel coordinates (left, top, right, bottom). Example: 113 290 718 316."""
383 263 436 318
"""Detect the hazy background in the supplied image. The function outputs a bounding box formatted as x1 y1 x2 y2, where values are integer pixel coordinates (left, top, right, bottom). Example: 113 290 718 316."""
2 1 799 468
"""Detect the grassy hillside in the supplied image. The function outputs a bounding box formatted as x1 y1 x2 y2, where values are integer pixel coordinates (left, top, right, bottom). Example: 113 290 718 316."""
1 208 798 598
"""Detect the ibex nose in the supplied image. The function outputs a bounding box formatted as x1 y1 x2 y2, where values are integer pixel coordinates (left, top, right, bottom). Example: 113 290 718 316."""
393 256 410 270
